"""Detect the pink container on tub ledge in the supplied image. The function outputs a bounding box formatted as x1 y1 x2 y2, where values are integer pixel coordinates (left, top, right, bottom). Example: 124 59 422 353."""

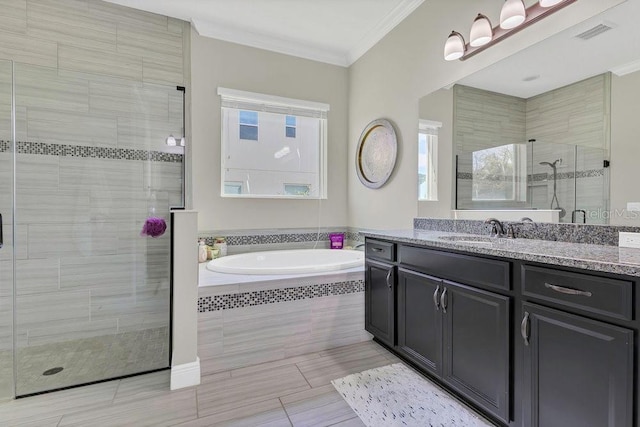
329 233 344 249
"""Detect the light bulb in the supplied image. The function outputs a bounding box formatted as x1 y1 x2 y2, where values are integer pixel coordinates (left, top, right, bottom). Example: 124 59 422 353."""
444 31 466 61
179 136 185 147
470 14 493 47
166 135 177 146
539 0 563 6
500 0 526 30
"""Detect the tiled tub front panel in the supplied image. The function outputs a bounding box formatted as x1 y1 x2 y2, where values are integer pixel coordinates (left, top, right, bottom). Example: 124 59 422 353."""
198 278 370 375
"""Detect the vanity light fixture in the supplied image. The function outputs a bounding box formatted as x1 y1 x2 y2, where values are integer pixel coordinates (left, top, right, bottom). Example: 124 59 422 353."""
470 14 493 47
500 0 526 30
444 31 466 61
444 0 576 61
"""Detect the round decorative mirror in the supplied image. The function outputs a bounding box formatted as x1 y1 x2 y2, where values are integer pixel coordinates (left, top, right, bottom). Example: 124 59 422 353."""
355 119 398 189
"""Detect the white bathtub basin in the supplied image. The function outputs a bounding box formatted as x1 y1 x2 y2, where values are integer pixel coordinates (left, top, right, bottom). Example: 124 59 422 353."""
206 249 365 275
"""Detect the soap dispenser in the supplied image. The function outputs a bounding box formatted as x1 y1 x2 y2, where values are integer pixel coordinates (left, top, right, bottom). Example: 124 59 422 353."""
198 239 208 263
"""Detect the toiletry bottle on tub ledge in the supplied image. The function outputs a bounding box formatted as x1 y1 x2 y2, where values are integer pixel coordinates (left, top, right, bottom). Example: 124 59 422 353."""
214 237 227 257
198 239 208 263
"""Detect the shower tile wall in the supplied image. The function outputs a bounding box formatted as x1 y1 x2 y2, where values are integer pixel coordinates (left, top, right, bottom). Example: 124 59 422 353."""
0 0 188 395
527 75 610 223
454 85 527 210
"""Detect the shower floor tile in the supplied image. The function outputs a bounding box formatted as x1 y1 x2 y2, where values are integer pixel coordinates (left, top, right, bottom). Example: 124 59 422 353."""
2 326 169 396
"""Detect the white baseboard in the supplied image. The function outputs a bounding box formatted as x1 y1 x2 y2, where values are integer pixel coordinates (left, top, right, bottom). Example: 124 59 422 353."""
170 357 201 390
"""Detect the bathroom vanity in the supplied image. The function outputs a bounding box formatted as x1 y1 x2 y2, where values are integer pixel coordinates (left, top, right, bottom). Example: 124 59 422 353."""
364 231 638 427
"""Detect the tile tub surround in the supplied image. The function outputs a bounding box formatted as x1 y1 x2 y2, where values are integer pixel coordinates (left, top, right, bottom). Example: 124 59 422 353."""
198 227 365 253
198 265 370 375
365 229 640 277
414 218 640 246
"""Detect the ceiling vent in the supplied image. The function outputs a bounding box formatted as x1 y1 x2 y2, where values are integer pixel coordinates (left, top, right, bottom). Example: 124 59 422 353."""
575 23 614 40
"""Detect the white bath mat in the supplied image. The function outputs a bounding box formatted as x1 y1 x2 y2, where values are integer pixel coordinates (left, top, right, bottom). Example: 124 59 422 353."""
331 363 494 427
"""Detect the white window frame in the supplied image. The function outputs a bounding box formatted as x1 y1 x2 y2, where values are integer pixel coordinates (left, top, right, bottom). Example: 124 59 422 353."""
218 87 329 199
418 119 441 201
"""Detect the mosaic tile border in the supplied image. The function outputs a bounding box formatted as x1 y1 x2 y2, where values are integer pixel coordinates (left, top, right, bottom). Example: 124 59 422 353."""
0 140 183 163
198 279 364 313
413 218 640 246
199 228 364 247
456 169 605 182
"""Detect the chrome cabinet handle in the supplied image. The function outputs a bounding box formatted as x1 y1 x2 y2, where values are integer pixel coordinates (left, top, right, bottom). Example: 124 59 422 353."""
386 269 393 289
544 282 592 297
371 247 383 252
521 312 530 346
433 285 440 310
440 288 448 314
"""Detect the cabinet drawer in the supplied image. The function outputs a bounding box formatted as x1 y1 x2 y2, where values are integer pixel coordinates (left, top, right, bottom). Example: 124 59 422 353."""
399 245 510 291
365 239 396 262
521 265 633 321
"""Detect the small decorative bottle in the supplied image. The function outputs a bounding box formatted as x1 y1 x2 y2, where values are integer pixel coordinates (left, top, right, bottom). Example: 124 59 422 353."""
198 240 208 263
213 237 227 257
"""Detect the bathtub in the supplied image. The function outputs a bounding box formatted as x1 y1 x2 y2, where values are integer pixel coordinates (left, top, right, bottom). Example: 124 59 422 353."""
206 248 364 275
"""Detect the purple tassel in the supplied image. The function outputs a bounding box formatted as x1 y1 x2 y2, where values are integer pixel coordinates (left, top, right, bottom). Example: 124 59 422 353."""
140 217 167 238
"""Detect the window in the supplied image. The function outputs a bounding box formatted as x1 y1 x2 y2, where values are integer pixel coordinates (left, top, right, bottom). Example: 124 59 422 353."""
239 110 258 140
218 87 329 199
285 115 296 138
418 120 440 201
471 143 527 201
284 183 310 196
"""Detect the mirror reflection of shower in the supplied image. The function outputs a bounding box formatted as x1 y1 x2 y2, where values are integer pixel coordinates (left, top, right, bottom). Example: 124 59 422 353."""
539 158 566 219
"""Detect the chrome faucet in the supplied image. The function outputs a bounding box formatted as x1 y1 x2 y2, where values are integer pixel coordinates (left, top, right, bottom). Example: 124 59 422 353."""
484 218 505 237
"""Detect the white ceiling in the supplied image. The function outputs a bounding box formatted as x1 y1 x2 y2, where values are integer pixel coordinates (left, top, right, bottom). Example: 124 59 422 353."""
457 1 640 98
103 0 424 67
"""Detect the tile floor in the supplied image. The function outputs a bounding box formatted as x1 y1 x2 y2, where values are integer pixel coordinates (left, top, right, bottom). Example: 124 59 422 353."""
0 340 402 426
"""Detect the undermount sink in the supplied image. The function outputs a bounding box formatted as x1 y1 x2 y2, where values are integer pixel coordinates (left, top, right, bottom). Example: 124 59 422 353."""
438 235 495 245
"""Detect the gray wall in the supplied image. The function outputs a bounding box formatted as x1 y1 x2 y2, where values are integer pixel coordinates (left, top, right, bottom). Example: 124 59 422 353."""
190 33 349 232
611 70 640 225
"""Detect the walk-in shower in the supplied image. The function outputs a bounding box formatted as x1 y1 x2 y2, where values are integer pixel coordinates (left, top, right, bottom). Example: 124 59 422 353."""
0 59 184 399
456 139 609 223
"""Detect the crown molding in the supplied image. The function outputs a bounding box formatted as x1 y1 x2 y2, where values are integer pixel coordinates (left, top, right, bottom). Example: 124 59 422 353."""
610 59 640 76
192 18 350 67
192 0 424 68
347 0 425 65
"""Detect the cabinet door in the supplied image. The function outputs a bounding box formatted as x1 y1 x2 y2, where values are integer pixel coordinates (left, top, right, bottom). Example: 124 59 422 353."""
365 260 395 347
522 303 633 427
397 269 442 376
442 280 510 424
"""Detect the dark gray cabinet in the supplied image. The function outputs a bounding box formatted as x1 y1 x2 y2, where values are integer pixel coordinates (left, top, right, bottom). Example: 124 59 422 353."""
396 269 510 424
365 237 638 427
396 269 442 376
442 280 510 423
521 302 634 427
365 259 395 347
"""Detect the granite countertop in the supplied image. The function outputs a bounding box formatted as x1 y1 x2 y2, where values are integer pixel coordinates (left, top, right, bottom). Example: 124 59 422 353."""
363 229 640 278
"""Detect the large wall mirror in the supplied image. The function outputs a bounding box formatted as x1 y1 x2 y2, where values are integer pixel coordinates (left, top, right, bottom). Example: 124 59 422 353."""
419 1 640 225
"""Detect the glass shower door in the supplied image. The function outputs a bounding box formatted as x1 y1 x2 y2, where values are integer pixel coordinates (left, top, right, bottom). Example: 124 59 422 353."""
0 59 14 401
12 65 184 396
